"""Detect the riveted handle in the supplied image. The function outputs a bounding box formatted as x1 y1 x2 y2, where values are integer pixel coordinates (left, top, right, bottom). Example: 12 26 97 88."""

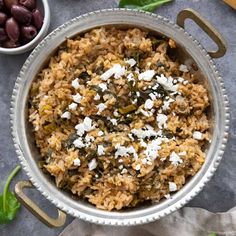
176 8 227 58
15 180 67 228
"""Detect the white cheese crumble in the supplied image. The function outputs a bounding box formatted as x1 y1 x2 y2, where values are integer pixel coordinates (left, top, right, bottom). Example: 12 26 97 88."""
61 111 71 119
126 58 136 67
138 70 155 81
144 99 154 110
71 78 80 89
88 158 97 171
108 117 118 126
169 182 177 192
164 194 171 199
97 145 105 156
169 151 183 166
72 93 82 103
156 74 178 92
127 73 135 82
100 64 126 81
156 114 168 129
99 83 107 92
149 93 157 101
131 126 158 139
193 131 203 140
179 64 189 73
98 131 104 136
144 138 162 160
115 144 138 160
162 98 175 111
113 110 119 117
68 102 78 111
73 158 81 166
183 80 189 85
96 103 107 114
73 138 85 148
75 117 95 136
178 77 184 83
94 93 100 101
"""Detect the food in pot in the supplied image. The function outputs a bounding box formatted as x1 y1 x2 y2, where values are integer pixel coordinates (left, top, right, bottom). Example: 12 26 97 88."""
28 27 210 211
0 0 43 48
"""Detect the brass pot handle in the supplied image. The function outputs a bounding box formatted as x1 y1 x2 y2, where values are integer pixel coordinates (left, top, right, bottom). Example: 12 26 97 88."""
176 8 227 58
15 180 67 228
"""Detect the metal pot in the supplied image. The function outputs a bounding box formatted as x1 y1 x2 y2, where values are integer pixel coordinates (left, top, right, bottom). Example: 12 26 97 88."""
11 8 230 227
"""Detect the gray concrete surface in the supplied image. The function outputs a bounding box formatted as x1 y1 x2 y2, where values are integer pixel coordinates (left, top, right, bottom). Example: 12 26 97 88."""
0 0 235 235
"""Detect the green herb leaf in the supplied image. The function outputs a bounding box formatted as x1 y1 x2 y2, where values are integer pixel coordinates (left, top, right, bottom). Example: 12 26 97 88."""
0 165 21 224
119 0 173 12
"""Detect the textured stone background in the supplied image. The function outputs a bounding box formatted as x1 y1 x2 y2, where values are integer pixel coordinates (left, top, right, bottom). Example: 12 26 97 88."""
0 0 236 235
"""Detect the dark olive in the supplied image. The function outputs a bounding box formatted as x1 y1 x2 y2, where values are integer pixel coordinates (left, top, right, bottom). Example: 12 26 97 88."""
32 8 43 29
3 0 18 9
0 12 7 25
3 39 20 47
5 17 19 42
11 4 32 24
21 25 37 41
0 27 7 42
19 0 35 10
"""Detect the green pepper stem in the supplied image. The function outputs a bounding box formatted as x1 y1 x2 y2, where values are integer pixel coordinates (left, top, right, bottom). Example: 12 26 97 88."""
3 165 21 212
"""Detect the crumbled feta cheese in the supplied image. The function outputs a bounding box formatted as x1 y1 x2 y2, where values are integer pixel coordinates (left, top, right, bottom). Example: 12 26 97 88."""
99 83 107 92
169 151 183 166
193 131 203 140
98 131 104 136
88 158 97 171
121 168 128 174
101 64 126 81
126 58 136 67
72 78 80 89
183 80 189 85
101 68 115 81
96 103 107 114
61 111 71 119
127 73 135 82
140 109 152 117
73 158 81 166
68 102 78 111
156 114 168 129
142 158 148 164
138 70 155 81
97 145 105 156
131 126 158 139
94 93 100 101
144 138 162 160
156 74 178 92
178 77 184 83
115 144 138 160
73 138 85 148
135 164 141 171
95 174 99 178
169 182 177 192
108 118 118 126
140 139 147 148
85 134 95 143
162 98 175 110
136 91 140 97
72 93 82 103
179 64 189 73
149 93 156 100
75 117 95 136
128 133 134 141
144 99 154 110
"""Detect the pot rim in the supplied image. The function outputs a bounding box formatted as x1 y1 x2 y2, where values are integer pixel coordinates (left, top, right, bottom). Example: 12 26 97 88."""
10 8 230 226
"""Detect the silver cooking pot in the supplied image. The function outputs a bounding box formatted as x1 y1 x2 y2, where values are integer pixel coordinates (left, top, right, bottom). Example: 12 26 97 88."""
11 8 230 227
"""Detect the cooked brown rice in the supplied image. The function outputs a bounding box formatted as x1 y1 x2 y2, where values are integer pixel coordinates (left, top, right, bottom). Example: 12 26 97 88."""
29 27 210 211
